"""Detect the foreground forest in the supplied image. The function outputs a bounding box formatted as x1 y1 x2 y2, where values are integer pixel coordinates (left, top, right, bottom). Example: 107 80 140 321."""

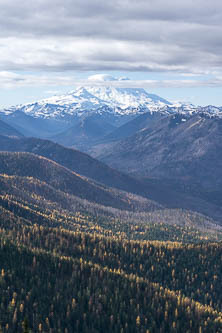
1 220 222 332
0 151 222 332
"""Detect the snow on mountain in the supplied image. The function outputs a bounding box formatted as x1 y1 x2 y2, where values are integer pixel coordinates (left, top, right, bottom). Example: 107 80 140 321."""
200 105 222 117
0 83 173 120
1 74 222 119
84 86 171 110
157 103 222 118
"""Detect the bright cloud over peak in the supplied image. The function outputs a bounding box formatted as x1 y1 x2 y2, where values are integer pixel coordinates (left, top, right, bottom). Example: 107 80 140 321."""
87 74 130 82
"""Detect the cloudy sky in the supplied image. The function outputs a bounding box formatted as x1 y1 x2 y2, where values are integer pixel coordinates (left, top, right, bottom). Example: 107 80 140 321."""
1 0 222 107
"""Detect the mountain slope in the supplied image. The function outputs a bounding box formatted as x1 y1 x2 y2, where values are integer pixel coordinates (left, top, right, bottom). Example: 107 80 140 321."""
1 227 222 332
94 111 165 145
81 86 172 110
50 115 116 148
1 135 222 223
1 147 222 239
0 135 153 197
96 113 222 221
98 113 222 185
0 110 70 138
0 151 162 212
0 118 23 137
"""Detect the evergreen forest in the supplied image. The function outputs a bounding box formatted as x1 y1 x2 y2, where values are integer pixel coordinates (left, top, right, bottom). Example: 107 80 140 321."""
0 151 222 332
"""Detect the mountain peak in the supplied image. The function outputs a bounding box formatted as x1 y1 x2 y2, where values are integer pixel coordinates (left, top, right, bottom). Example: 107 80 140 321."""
0 83 172 119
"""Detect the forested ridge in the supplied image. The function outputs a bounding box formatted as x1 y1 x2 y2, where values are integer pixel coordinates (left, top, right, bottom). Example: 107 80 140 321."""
0 174 221 243
1 135 222 224
1 217 222 332
0 151 222 332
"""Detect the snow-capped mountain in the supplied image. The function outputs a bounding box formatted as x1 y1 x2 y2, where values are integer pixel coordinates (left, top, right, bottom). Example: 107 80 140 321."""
1 72 222 120
0 75 222 150
0 86 172 120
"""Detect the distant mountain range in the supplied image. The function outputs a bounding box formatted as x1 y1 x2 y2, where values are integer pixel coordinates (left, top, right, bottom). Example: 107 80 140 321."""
0 85 174 148
0 84 222 150
1 84 222 122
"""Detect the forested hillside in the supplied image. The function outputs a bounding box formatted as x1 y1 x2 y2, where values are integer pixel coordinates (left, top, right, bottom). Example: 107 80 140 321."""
1 220 222 332
1 148 222 332
1 135 222 224
0 151 162 212
0 151 221 242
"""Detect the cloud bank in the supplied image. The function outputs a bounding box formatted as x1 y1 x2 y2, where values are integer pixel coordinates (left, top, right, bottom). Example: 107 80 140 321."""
0 0 222 77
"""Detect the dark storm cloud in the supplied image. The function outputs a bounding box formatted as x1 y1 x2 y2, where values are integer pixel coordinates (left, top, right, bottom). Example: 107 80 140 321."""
0 0 222 75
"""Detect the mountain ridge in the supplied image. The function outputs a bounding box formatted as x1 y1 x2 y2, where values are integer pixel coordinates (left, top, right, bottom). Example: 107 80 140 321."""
95 112 222 218
0 151 162 212
1 85 222 122
0 135 151 196
1 135 222 224
97 113 222 180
